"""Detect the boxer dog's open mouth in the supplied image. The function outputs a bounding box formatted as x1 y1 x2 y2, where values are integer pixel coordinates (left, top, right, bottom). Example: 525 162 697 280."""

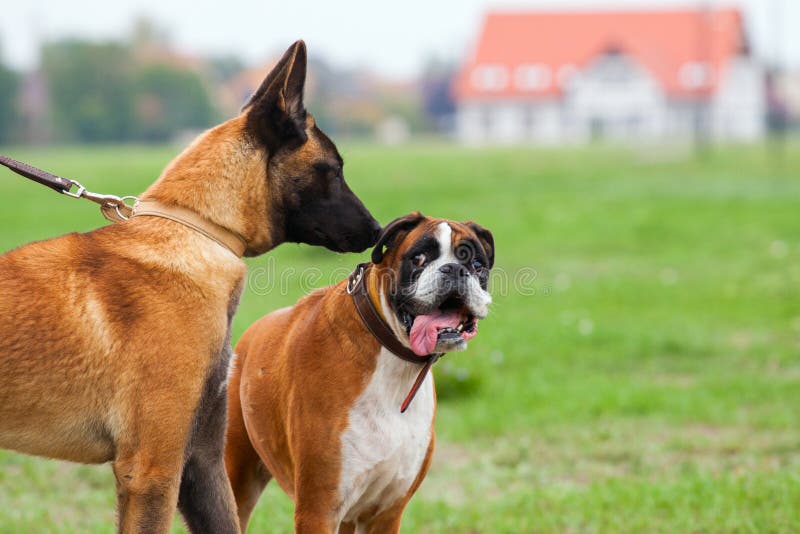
399 295 480 356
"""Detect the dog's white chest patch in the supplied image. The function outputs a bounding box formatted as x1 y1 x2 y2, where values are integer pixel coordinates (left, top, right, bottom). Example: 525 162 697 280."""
336 348 434 524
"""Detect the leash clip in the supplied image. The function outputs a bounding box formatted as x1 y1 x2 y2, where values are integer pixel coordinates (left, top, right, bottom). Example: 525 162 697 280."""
346 263 366 295
61 179 138 222
0 155 138 223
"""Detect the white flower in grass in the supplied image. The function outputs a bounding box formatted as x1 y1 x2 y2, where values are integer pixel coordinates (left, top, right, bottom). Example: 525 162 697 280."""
490 350 504 365
659 267 679 286
769 240 788 259
455 368 470 382
554 272 572 292
578 318 594 336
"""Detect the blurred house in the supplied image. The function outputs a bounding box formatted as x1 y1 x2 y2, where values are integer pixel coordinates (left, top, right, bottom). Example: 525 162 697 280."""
774 71 800 128
453 8 764 145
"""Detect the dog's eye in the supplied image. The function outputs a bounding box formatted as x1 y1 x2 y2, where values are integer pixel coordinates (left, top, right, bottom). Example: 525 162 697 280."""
412 254 427 267
472 260 483 270
314 163 341 181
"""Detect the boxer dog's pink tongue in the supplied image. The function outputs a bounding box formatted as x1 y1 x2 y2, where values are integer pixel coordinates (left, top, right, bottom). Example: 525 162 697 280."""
409 310 462 355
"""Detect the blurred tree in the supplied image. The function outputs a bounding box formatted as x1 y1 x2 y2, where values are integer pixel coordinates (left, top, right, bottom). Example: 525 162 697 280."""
41 40 136 142
0 59 20 144
207 55 246 84
134 64 216 142
130 16 171 50
303 57 349 135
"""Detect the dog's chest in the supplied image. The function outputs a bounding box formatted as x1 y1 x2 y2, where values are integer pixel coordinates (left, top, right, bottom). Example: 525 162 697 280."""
336 349 434 523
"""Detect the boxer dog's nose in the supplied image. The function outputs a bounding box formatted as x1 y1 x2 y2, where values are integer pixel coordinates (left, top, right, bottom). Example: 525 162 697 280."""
439 263 469 278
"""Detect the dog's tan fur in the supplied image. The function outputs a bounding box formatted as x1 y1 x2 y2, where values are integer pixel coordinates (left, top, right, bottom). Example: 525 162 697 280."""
0 118 250 533
0 41 378 534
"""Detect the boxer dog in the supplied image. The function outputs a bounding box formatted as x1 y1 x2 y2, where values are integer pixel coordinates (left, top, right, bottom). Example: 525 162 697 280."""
225 212 494 533
0 40 379 534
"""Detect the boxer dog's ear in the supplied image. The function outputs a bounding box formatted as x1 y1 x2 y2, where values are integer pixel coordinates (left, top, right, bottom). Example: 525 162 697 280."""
371 212 426 264
465 221 495 269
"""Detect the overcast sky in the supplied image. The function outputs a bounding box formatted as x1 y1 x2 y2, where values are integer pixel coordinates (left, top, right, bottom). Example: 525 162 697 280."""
1 0 798 77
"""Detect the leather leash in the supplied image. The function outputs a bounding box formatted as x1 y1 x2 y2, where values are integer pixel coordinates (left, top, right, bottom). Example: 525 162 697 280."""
0 153 246 257
1 153 137 222
347 263 442 413
1 154 74 193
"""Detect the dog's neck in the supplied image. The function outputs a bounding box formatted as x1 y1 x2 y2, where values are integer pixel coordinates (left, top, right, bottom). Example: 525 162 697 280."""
334 271 436 412
327 278 422 378
324 274 399 358
364 267 411 347
141 116 277 256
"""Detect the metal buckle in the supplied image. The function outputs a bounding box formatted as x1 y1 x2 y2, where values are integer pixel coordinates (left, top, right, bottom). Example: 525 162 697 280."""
113 196 139 221
346 264 365 295
62 180 86 198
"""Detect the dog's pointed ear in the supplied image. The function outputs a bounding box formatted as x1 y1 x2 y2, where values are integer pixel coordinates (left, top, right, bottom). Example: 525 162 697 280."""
371 212 426 264
244 40 308 151
465 221 494 268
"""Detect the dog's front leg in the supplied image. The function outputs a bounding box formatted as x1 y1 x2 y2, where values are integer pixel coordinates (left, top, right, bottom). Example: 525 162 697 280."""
294 507 340 534
111 375 201 534
113 445 184 534
177 343 240 534
359 502 406 534
111 333 231 534
178 453 239 534
293 470 345 533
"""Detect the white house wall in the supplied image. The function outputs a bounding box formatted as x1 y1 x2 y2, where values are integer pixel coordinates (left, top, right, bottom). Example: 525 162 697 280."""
711 57 765 141
456 100 564 145
564 54 667 142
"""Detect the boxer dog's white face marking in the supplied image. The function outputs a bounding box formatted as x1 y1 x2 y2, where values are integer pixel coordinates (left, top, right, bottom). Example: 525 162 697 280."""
385 220 493 356
413 223 491 319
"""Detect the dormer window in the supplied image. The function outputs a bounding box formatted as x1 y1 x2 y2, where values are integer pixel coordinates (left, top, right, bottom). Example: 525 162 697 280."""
471 65 509 91
514 64 552 91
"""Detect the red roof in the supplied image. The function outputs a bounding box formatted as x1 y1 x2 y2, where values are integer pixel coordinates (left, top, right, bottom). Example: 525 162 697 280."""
454 8 747 101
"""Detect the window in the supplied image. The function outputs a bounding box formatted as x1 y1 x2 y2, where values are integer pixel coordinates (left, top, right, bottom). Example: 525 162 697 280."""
471 65 509 91
481 105 493 130
514 64 551 91
522 106 536 134
680 62 714 89
595 55 634 83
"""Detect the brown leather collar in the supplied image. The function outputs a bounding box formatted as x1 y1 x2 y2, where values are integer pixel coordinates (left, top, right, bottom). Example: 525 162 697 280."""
133 200 247 257
347 263 442 412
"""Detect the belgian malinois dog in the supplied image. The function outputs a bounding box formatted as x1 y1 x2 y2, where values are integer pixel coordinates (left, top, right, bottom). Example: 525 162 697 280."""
0 40 379 533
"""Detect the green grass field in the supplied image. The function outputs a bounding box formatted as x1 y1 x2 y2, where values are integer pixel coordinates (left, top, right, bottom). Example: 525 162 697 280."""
1 141 799 533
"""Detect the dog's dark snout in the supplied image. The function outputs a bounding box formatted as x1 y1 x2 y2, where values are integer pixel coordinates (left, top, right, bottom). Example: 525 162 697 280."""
440 263 469 278
369 219 382 241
